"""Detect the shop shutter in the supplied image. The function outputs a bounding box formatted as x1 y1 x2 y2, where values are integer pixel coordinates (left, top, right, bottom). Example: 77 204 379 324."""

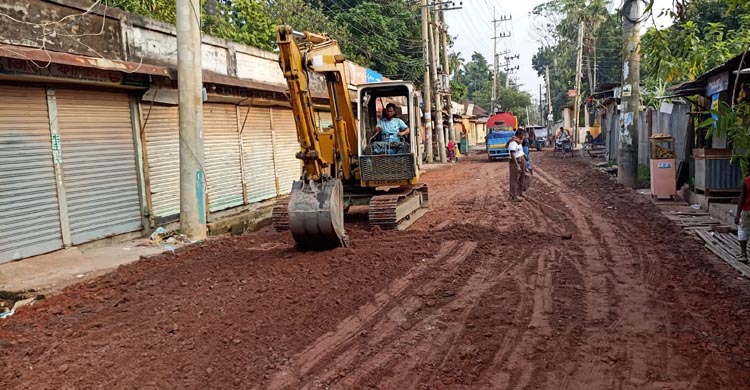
55 90 142 245
203 103 244 212
271 108 302 195
142 104 180 221
239 106 277 203
0 86 63 263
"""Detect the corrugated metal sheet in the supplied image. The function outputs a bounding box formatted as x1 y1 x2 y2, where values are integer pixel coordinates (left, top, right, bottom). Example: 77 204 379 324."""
204 103 244 212
56 90 142 245
671 103 690 167
239 106 277 203
0 86 63 263
706 158 742 190
271 108 302 195
638 111 649 166
142 104 180 220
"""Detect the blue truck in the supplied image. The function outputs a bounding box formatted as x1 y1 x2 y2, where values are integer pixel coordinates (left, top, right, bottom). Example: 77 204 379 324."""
485 130 515 160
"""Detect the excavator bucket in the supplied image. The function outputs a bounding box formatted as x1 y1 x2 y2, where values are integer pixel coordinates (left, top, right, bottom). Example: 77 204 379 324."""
287 178 349 248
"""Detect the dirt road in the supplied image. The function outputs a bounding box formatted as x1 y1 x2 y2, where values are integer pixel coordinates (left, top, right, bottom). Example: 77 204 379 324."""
2 150 750 389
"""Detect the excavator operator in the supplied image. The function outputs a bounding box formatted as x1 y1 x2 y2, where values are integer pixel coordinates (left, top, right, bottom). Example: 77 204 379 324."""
372 103 409 155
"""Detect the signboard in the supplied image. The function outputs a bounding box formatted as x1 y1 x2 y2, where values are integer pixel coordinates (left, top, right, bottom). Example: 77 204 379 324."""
567 89 577 97
51 133 62 164
345 61 367 85
0 58 148 88
366 68 383 83
622 84 632 97
711 92 720 127
657 162 672 169
706 72 729 96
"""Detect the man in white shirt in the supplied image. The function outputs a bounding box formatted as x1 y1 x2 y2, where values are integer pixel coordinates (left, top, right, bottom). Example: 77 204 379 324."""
507 129 527 202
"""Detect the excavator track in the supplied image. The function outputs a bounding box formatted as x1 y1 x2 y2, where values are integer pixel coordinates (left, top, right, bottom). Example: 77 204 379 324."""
272 197 290 231
368 184 429 230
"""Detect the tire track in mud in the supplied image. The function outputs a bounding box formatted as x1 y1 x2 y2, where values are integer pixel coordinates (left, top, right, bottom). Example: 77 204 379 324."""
533 167 631 387
533 163 675 388
413 155 509 231
297 240 481 389
262 239 469 390
339 244 544 389
270 155 557 389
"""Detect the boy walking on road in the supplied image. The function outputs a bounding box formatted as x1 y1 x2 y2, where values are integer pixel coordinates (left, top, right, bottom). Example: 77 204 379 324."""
507 129 526 202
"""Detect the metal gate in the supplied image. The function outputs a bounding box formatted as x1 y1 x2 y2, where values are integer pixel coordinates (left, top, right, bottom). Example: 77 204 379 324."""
239 106 277 203
0 86 63 263
271 108 302 195
55 90 142 245
142 104 180 221
203 103 244 212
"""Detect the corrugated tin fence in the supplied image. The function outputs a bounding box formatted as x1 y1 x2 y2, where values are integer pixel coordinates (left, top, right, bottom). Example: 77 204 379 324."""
604 102 690 168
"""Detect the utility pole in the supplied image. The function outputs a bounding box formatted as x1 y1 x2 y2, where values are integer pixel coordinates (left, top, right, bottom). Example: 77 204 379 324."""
539 84 543 125
619 0 641 187
440 10 454 142
491 14 511 112
492 7 497 112
176 0 206 240
523 106 528 126
572 21 584 146
546 64 553 131
430 11 446 162
421 0 433 164
502 55 519 89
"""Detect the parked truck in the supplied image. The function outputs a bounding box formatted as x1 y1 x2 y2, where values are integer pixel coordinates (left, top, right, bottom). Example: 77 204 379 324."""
485 111 518 161
485 130 515 160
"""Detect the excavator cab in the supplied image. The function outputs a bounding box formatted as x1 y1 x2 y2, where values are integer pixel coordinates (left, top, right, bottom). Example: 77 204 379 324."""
358 82 420 187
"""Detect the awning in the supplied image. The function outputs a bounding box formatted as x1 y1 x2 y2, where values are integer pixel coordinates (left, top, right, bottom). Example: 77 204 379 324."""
0 45 171 77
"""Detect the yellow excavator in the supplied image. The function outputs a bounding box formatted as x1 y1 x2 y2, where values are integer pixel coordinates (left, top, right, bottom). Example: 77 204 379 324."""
272 25 429 248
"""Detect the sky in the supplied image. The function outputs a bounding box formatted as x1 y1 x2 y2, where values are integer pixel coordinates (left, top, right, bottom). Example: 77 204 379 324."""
445 0 675 106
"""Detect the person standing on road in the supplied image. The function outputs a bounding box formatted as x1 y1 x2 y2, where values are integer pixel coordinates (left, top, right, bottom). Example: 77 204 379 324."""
507 129 526 202
735 172 750 262
521 134 532 174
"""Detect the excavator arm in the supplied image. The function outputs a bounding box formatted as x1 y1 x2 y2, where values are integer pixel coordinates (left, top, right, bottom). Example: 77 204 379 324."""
276 25 358 182
274 25 359 248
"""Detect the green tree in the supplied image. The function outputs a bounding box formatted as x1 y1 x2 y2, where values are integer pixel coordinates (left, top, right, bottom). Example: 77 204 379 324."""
497 87 532 120
462 52 492 102
641 9 750 107
204 0 275 50
529 0 615 121
330 1 423 81
108 0 176 22
265 0 348 45
110 0 275 49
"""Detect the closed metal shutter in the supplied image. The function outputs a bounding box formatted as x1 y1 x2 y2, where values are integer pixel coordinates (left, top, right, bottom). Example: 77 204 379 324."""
142 104 180 221
239 106 277 203
0 86 63 263
56 90 142 245
203 103 243 212
271 108 302 195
